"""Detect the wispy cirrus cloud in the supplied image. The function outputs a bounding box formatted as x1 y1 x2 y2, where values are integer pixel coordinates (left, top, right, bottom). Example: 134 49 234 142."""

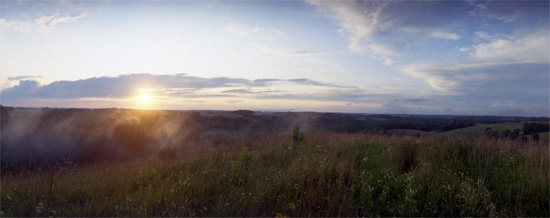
305 0 463 65
225 22 287 38
35 12 87 31
252 44 323 57
1 12 87 33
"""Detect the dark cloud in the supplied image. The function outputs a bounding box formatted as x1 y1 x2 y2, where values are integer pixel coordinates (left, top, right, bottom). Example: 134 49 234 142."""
1 74 271 100
400 98 429 103
374 102 426 115
1 74 356 102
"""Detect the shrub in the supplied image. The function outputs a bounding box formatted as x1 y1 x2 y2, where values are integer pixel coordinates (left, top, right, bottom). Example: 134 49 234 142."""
291 124 306 145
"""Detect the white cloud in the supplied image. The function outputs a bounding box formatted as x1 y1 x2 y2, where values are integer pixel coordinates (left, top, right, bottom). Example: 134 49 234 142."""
306 0 464 66
470 31 549 64
369 43 399 56
398 30 550 92
35 12 87 31
0 18 31 32
382 58 395 66
430 31 460 40
305 0 391 51
455 46 470 52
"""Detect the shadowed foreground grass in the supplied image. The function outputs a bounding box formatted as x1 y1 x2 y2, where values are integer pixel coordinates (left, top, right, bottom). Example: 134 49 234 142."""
1 133 548 217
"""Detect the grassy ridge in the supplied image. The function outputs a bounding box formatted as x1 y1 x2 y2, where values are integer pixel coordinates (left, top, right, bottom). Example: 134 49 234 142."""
1 133 548 217
442 123 523 137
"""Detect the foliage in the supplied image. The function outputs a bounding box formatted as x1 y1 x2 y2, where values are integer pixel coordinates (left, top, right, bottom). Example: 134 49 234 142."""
522 122 550 135
291 124 306 145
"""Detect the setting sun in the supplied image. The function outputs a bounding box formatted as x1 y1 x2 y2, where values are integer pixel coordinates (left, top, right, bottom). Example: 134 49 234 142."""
139 94 151 103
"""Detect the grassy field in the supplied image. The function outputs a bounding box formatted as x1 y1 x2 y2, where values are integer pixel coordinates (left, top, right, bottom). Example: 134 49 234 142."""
442 122 524 137
387 129 434 137
1 132 548 217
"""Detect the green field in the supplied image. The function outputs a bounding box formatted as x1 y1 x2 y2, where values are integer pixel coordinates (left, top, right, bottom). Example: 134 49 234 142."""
2 132 548 217
442 122 523 137
387 129 433 137
390 122 549 142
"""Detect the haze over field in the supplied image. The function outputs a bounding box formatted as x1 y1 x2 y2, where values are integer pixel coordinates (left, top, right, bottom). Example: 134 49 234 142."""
1 0 548 116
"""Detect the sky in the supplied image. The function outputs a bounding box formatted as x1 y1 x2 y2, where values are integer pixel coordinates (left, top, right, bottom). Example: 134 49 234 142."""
0 0 548 116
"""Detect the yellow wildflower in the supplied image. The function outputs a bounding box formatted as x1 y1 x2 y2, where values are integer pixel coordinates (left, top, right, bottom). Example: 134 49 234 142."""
288 202 296 210
276 212 288 218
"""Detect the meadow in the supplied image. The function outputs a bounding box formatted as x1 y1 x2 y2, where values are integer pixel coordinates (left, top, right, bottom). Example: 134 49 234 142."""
1 130 548 217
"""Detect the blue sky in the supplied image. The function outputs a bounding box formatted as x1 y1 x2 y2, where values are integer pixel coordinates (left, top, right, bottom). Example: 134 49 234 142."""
1 0 548 116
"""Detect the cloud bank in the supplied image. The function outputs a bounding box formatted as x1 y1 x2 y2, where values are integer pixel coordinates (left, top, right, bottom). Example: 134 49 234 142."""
1 73 547 116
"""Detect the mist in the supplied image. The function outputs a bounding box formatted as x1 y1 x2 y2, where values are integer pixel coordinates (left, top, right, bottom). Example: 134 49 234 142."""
0 106 314 168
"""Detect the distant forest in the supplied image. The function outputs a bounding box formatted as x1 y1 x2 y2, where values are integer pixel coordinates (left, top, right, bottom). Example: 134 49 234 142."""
0 105 546 168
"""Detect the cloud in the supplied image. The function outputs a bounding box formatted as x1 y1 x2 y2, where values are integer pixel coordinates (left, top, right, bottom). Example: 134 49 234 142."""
225 22 287 38
398 30 550 92
305 0 392 51
0 18 31 32
373 102 428 114
252 44 323 57
470 31 549 64
2 73 546 116
401 98 429 103
489 101 526 116
221 89 281 94
306 0 466 64
225 22 259 36
7 75 42 81
0 74 357 102
430 32 460 40
472 0 549 23
35 12 87 31
0 74 270 100
288 78 351 88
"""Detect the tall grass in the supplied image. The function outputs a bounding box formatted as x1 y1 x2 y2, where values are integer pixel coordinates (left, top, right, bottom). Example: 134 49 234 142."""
1 133 548 216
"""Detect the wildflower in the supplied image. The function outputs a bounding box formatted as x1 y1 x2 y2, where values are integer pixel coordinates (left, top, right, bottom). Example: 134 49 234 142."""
276 212 288 218
288 203 296 210
6 196 11 200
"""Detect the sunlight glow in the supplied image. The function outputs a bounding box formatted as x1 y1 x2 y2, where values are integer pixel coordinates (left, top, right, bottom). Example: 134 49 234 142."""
139 93 151 103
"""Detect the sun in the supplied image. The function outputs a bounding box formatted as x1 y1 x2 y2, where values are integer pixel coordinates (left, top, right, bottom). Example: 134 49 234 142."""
139 93 151 103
